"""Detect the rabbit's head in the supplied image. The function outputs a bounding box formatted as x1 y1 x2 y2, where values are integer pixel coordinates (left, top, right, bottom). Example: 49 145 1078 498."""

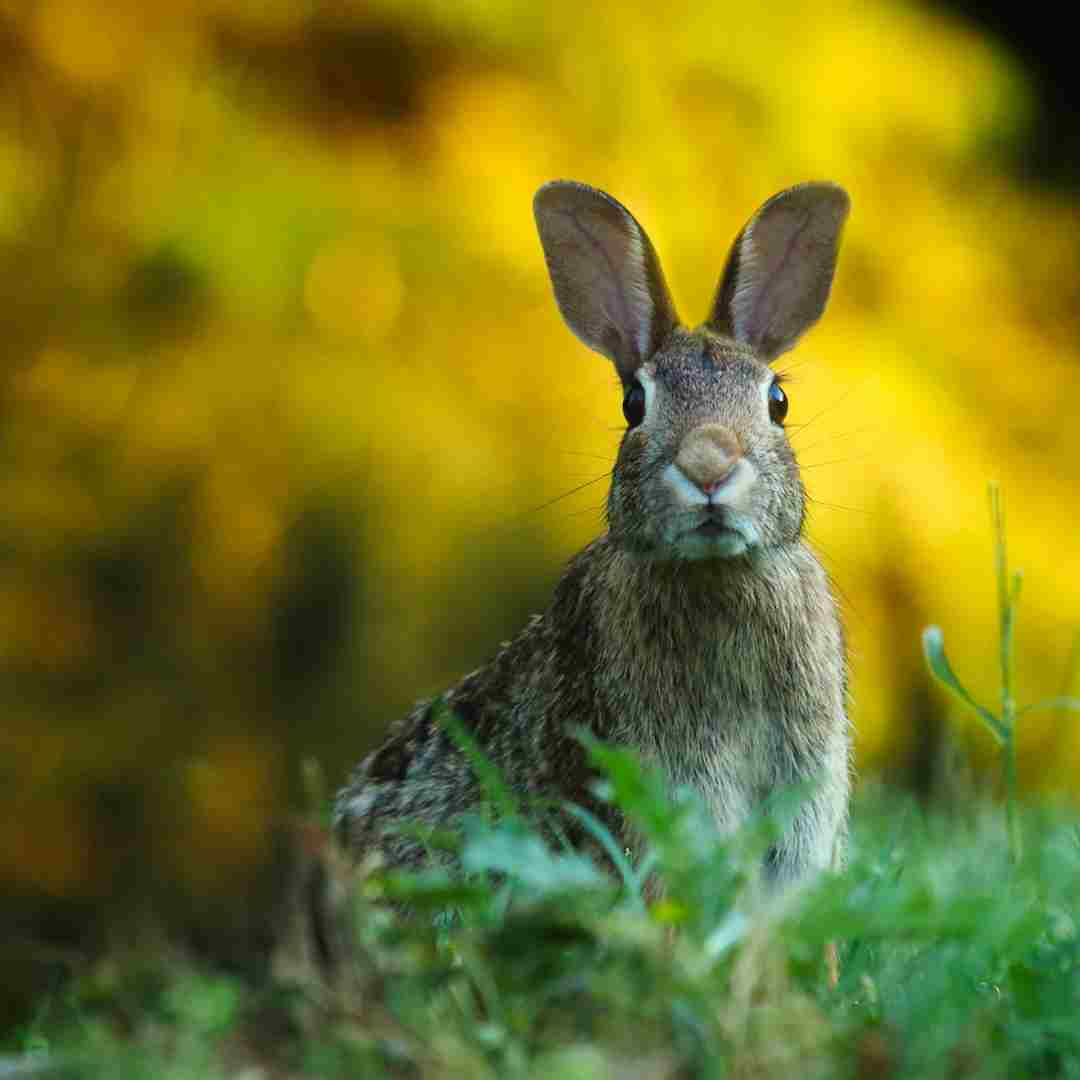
534 181 849 561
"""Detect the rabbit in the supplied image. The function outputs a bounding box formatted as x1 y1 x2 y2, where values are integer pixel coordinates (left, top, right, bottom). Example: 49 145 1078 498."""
335 180 851 889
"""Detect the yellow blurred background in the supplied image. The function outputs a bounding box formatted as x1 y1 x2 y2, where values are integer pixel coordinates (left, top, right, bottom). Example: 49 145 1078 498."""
2 0 1079 914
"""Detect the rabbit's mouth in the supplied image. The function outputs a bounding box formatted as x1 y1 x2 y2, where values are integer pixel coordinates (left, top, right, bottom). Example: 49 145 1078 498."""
665 511 758 560
694 518 731 538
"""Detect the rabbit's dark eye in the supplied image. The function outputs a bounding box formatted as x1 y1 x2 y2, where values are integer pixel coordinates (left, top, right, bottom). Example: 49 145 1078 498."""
768 380 788 425
623 380 646 429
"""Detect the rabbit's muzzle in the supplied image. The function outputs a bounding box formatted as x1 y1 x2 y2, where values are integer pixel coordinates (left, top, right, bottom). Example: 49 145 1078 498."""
658 422 760 559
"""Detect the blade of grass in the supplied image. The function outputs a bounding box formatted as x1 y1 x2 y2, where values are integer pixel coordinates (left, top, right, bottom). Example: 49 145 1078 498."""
991 484 1014 724
990 483 1021 863
563 803 646 912
922 626 1007 742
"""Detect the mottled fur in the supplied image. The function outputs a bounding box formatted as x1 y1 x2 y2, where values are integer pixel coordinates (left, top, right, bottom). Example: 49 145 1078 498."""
336 181 852 887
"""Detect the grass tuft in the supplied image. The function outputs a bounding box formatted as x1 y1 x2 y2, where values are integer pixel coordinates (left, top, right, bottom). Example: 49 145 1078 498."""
11 768 1080 1077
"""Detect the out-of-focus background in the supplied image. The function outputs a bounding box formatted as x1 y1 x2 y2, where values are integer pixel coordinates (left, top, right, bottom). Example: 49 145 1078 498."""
2 0 1079 974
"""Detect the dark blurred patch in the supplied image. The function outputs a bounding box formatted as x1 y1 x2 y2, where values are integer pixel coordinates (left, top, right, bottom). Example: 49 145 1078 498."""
0 9 28 92
85 543 154 641
211 11 464 135
84 476 198 667
833 494 954 802
0 815 350 1035
0 786 136 1033
933 1 1080 187
267 505 356 707
122 245 212 342
876 559 947 802
0 899 100 1034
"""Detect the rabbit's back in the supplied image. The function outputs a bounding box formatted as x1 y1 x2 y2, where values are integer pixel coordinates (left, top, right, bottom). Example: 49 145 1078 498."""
335 546 615 865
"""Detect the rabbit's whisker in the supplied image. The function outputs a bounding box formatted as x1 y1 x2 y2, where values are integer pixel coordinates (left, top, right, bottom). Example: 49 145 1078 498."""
802 538 863 625
524 472 613 517
555 450 617 463
790 425 879 454
788 378 875 438
799 455 875 471
806 494 872 515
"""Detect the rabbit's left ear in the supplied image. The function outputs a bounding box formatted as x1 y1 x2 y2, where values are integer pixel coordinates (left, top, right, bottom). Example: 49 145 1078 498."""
534 181 678 383
707 183 849 362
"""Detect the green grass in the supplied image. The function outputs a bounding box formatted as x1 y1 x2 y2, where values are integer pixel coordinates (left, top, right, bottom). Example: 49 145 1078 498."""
8 771 1080 1079
8 493 1080 1079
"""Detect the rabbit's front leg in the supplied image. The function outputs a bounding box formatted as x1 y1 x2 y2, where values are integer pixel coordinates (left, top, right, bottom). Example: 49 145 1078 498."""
761 780 848 889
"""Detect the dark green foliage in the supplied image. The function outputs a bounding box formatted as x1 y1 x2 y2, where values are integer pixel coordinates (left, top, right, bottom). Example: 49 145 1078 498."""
11 753 1080 1078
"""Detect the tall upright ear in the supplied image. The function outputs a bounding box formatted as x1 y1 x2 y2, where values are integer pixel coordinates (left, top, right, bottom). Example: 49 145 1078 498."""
707 183 850 362
534 181 678 382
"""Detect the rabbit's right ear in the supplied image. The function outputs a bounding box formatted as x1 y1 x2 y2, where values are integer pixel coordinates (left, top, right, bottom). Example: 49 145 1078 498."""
534 181 678 383
706 183 849 362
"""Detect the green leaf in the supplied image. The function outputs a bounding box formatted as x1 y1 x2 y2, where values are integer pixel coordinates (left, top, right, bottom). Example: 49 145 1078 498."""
922 626 1008 743
461 818 605 898
563 803 647 910
576 730 673 835
374 868 492 910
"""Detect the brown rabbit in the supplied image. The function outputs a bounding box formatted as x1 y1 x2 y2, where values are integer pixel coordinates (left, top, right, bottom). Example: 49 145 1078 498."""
336 181 851 888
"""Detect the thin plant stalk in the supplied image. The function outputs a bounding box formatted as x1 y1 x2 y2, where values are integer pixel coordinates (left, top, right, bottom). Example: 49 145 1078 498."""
922 484 1080 866
990 483 1022 862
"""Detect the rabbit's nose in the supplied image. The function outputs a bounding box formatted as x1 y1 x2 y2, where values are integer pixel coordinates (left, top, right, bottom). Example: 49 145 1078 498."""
676 424 743 495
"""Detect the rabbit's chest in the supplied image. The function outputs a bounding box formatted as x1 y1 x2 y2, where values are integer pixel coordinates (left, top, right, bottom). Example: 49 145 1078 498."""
589 544 844 834
666 660 778 805
603 616 812 829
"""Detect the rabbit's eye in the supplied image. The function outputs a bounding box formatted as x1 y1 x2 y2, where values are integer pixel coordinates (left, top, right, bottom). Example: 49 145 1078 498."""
768 380 788 425
623 380 646 429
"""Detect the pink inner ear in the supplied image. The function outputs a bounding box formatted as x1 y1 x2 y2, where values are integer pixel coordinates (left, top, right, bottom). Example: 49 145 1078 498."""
732 206 813 347
723 185 848 360
535 182 678 377
565 207 663 366
578 213 639 349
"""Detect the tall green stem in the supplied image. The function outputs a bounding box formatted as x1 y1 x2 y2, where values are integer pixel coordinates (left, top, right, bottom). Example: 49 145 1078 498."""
990 483 1021 863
